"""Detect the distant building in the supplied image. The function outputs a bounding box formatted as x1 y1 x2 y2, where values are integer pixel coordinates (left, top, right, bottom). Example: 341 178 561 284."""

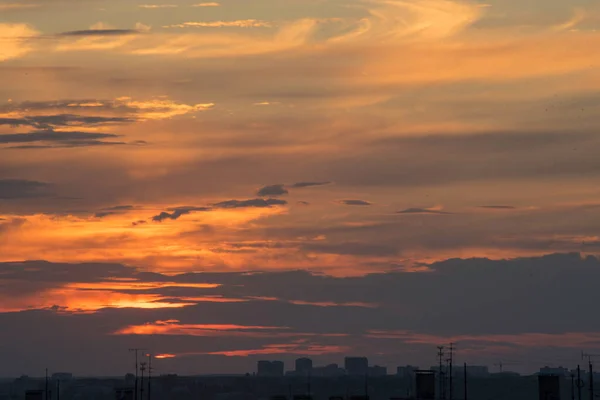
454 366 490 378
345 357 368 375
368 365 387 377
313 364 345 377
115 388 134 400
257 360 284 377
296 358 313 375
397 366 419 379
538 375 560 400
539 366 569 377
25 391 44 400
416 371 436 400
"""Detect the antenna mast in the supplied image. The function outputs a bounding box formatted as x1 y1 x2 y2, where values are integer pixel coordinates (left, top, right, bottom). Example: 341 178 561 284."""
438 346 445 400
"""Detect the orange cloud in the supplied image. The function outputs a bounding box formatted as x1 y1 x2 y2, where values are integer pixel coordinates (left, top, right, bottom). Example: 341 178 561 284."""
0 23 39 62
164 20 272 29
0 286 195 313
205 343 350 357
115 320 288 336
155 353 176 359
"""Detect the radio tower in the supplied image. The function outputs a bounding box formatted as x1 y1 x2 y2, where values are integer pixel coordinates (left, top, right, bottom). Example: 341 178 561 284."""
129 348 146 400
448 343 454 400
581 352 600 400
140 362 147 400
438 346 445 400
147 354 153 400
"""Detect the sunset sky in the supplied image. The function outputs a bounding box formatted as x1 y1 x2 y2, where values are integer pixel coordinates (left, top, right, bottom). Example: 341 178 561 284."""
1 0 600 376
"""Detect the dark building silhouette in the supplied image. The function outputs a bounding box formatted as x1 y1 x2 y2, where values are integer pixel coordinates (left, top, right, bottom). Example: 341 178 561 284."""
397 366 419 379
368 366 387 377
115 388 134 400
416 370 435 400
296 358 313 375
345 357 368 375
25 390 44 400
257 360 284 377
539 366 569 377
538 375 560 400
313 364 345 377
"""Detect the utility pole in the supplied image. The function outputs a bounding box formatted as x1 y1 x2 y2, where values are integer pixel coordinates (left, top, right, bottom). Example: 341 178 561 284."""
129 348 146 400
147 354 153 400
578 365 583 400
45 369 48 400
589 362 593 400
463 363 467 400
448 343 454 400
438 346 445 400
140 362 147 400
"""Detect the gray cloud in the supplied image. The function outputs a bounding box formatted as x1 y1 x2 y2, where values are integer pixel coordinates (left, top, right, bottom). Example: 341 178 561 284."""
397 208 452 214
479 205 517 209
301 242 398 256
291 181 332 188
7 141 126 149
339 199 372 206
94 211 115 218
0 179 52 199
103 205 135 211
1 254 600 375
213 198 287 209
257 184 288 197
59 29 141 37
0 129 124 148
0 115 132 129
152 206 212 222
0 130 119 143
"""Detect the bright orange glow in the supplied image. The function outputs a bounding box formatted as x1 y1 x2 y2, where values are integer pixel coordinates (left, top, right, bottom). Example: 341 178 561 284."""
154 354 176 359
115 320 288 336
0 287 196 312
66 281 220 290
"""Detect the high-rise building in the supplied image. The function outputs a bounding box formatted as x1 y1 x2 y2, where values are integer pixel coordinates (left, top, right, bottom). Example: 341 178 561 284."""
257 360 285 377
272 361 284 376
296 358 313 374
345 357 368 375
538 375 560 400
416 371 435 400
368 365 387 376
397 366 419 379
313 364 345 377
